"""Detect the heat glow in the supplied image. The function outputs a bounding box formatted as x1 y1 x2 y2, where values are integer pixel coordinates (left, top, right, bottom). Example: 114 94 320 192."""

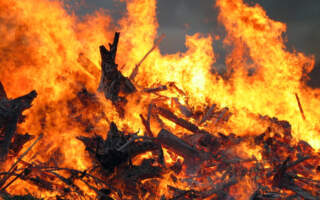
0 0 319 199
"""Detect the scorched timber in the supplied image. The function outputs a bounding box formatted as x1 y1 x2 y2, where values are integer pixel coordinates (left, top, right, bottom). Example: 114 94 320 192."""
98 32 135 104
0 82 7 99
155 106 199 133
77 122 162 174
157 129 210 166
0 82 37 161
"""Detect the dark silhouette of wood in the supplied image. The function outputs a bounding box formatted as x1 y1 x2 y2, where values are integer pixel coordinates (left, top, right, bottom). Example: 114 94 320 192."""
157 129 202 162
98 32 135 103
156 106 199 133
0 82 37 161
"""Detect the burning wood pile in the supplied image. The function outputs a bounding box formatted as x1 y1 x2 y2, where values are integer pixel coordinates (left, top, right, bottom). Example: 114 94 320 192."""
1 32 320 200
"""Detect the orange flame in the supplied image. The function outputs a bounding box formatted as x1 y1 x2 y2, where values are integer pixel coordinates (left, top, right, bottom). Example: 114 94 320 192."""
0 0 319 198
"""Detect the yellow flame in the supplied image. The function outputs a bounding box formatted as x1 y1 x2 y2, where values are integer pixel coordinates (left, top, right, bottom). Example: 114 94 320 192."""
0 0 320 198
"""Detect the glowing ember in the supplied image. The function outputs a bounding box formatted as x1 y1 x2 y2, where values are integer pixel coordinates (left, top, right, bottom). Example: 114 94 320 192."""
0 0 320 199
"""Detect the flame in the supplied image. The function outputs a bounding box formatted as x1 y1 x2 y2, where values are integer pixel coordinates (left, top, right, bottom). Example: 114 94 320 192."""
0 0 320 199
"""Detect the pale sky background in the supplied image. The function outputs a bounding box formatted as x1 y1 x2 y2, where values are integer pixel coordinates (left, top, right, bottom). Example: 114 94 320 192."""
70 0 320 86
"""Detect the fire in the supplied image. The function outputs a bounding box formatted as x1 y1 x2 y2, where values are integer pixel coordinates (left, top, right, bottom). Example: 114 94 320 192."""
215 0 319 147
0 0 320 199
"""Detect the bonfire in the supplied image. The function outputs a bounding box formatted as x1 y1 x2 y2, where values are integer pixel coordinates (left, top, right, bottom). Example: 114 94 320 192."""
0 0 319 199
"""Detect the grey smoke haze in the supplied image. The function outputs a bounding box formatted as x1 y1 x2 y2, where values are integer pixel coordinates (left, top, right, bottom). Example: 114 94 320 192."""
73 0 320 85
75 0 320 59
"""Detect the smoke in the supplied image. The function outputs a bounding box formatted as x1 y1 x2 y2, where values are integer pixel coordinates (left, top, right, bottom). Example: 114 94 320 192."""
73 0 320 56
72 0 320 83
250 0 320 59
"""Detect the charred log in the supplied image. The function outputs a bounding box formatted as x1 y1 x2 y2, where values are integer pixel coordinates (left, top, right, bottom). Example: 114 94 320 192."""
0 82 7 100
9 133 34 155
122 159 162 183
78 122 162 174
143 85 168 93
272 157 317 199
98 32 135 104
157 129 210 170
172 98 193 118
0 84 37 161
155 106 199 133
199 104 216 124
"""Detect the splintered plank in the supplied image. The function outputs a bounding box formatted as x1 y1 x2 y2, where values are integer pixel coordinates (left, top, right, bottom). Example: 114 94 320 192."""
140 114 153 137
295 93 306 120
199 104 216 124
155 106 199 133
157 129 200 161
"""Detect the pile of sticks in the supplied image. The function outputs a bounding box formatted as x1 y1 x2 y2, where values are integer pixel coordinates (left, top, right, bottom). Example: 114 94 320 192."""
0 32 319 200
